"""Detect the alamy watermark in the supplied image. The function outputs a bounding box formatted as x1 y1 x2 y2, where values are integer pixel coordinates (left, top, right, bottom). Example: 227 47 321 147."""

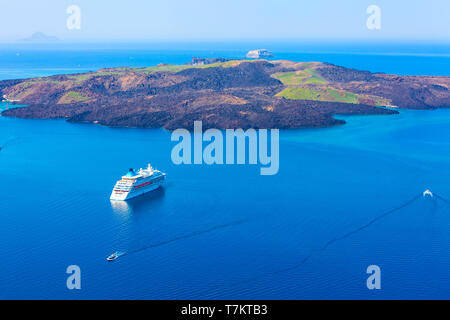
366 5 381 30
171 121 279 175
66 265 81 290
366 265 381 290
67 5 81 30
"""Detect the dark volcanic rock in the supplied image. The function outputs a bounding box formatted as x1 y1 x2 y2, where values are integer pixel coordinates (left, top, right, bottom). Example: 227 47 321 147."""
172 61 280 91
318 63 375 82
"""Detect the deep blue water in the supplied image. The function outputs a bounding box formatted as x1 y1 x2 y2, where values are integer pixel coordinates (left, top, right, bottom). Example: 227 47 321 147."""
1 43 450 299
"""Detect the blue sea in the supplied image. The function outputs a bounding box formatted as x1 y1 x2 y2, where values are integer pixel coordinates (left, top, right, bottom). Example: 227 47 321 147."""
1 42 450 299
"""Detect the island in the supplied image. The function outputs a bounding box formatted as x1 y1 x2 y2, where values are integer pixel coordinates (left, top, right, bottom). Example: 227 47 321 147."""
1 58 449 130
21 32 59 43
246 49 274 59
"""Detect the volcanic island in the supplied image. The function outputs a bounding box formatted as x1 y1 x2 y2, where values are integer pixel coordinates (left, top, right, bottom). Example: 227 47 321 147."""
2 58 450 130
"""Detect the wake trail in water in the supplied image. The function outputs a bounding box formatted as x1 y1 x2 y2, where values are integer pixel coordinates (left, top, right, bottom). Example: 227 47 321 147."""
201 193 426 297
0 136 20 150
113 219 249 259
434 193 450 207
270 194 422 274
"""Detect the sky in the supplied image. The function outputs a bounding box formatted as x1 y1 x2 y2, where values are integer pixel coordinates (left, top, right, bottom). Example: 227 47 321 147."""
0 0 449 42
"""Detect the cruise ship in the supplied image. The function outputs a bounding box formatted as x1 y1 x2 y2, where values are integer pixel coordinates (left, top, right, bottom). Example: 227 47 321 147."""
110 164 165 201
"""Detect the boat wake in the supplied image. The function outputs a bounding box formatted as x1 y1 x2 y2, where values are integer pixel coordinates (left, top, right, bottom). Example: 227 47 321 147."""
0 136 20 151
108 219 248 261
200 191 447 297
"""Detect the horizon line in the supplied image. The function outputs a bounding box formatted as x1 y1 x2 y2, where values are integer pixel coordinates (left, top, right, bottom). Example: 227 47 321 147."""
2 37 450 45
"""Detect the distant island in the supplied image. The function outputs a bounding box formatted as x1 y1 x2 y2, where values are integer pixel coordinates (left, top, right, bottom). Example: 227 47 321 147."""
21 32 59 43
246 49 273 58
1 58 449 130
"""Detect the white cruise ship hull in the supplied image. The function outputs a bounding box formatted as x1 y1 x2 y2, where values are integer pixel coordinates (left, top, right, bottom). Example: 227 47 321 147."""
110 180 164 201
110 165 166 201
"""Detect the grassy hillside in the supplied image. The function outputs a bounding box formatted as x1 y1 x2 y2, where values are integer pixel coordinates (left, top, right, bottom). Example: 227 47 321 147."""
3 59 393 107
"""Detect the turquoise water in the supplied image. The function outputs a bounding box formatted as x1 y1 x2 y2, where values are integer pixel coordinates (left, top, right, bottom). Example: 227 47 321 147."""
1 44 450 299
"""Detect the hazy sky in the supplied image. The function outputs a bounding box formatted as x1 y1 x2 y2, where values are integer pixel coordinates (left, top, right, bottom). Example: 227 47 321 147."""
0 0 449 42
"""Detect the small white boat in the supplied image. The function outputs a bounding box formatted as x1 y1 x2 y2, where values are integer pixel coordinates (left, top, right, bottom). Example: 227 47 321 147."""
107 253 118 261
423 189 433 197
